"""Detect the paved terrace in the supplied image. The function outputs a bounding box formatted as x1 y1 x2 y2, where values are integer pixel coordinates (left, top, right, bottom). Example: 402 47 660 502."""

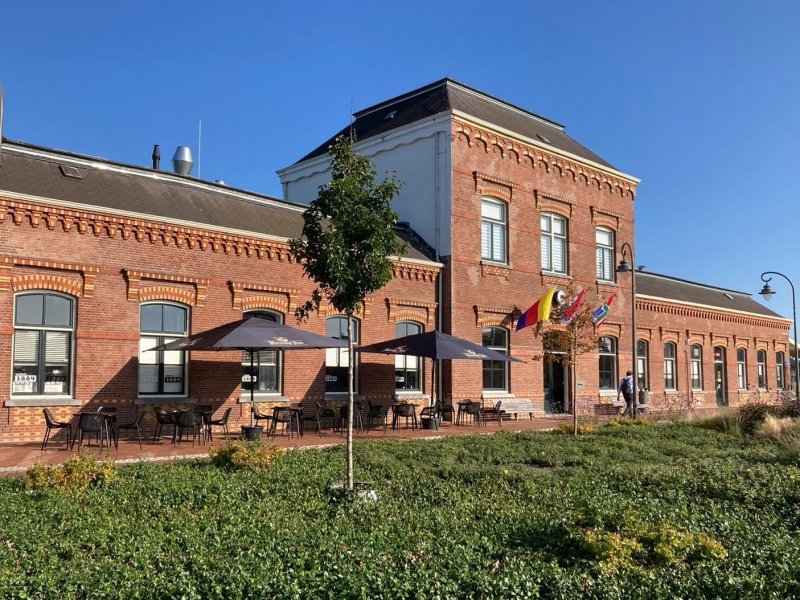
0 415 571 476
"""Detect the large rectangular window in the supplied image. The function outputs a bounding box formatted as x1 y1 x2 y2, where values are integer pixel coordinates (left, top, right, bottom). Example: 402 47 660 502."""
664 342 677 390
395 321 422 391
636 340 649 390
481 198 507 263
326 316 359 393
776 352 786 390
595 227 615 282
242 311 282 394
690 344 703 390
598 336 617 390
13 293 74 396
482 327 509 391
757 350 767 389
541 213 567 274
139 303 188 396
737 348 747 389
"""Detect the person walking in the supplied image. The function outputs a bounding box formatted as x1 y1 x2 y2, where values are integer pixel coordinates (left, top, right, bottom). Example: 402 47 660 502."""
617 370 634 417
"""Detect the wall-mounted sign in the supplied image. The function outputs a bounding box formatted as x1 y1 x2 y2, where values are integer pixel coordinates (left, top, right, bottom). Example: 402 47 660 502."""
325 375 337 382
395 376 405 383
577 381 585 390
164 376 183 383
242 375 258 383
13 373 36 393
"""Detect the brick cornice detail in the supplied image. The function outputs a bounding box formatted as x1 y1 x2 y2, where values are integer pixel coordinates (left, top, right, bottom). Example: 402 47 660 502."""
455 121 637 201
481 263 511 280
392 261 438 283
124 270 209 307
637 298 789 330
0 196 296 262
318 297 374 319
474 171 517 203
386 298 436 325
0 256 99 297
474 305 517 329
591 206 621 231
229 281 298 314
534 190 573 219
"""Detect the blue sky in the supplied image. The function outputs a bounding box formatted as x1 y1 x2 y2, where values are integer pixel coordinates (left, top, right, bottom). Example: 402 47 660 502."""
2 1 799 322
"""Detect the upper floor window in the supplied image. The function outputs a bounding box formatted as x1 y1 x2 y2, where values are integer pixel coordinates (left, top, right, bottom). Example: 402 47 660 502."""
481 198 507 263
139 303 188 396
395 321 423 391
541 213 567 274
482 327 509 391
595 227 615 282
664 342 677 390
737 348 747 389
13 293 75 396
690 344 703 390
776 351 786 390
243 310 283 395
636 339 649 390
598 336 617 390
757 349 767 389
326 316 359 393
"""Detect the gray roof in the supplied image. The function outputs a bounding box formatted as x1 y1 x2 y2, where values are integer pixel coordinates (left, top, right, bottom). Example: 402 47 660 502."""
635 271 785 319
295 78 617 170
0 141 433 262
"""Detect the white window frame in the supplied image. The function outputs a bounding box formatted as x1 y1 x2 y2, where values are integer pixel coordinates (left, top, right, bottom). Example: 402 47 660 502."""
737 348 747 390
598 336 618 391
664 342 677 390
541 213 568 274
636 339 649 391
138 301 190 397
757 349 767 390
326 316 359 394
690 344 703 390
482 326 509 392
242 309 284 396
11 291 76 398
480 198 507 264
595 227 615 282
776 351 786 390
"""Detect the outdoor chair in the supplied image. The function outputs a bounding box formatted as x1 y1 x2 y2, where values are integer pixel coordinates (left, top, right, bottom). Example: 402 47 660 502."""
174 410 203 445
366 402 388 433
73 413 108 450
481 400 504 426
439 402 454 424
463 401 484 427
336 402 364 434
270 406 300 438
455 400 473 426
419 402 441 431
117 411 144 449
96 406 118 447
302 403 335 437
41 408 72 450
152 407 176 444
206 407 232 441
392 402 418 431
252 405 273 428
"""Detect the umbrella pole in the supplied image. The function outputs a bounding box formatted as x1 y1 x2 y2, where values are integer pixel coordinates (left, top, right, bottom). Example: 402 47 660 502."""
431 358 436 407
250 350 255 427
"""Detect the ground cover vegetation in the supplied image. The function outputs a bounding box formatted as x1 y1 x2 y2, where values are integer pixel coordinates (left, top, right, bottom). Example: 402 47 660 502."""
1 421 799 599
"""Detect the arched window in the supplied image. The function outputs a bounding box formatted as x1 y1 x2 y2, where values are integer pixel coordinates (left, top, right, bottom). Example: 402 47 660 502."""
776 351 786 390
395 321 422 391
13 292 75 396
481 198 507 263
326 316 359 393
690 344 703 390
595 227 615 282
737 348 747 389
482 327 509 391
636 340 649 390
757 349 767 389
243 310 283 395
541 213 568 274
598 336 617 390
139 302 189 396
664 342 677 390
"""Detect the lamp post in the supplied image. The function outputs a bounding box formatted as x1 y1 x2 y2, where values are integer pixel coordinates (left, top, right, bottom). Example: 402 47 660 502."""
616 243 638 418
759 272 799 401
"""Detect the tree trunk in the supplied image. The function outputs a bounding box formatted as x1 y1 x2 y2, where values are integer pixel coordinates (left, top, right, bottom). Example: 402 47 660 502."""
572 337 578 437
346 313 354 490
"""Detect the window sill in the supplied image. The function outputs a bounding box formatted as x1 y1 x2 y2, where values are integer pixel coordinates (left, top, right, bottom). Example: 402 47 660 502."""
325 393 364 400
482 391 513 398
599 390 617 397
541 271 571 280
394 392 430 400
480 259 511 269
135 396 197 406
596 280 618 287
238 395 289 404
5 397 81 408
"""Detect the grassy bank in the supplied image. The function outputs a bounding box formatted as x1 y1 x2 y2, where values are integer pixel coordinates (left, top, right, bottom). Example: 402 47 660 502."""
1 422 799 598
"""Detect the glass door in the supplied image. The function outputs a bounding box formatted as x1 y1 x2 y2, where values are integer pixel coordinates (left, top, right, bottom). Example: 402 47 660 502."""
714 346 727 406
544 356 568 414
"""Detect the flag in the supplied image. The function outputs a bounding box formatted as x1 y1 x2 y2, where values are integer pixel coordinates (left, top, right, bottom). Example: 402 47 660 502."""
561 289 586 324
592 293 616 326
516 287 558 331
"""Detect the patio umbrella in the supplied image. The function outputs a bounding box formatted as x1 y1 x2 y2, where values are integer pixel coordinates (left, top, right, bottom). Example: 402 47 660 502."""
356 330 523 409
152 315 348 425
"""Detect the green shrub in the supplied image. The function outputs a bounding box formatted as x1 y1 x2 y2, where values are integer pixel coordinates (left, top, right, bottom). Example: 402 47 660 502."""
209 439 283 470
693 412 743 435
737 403 773 434
606 416 652 428
778 399 800 419
555 421 597 435
25 453 115 492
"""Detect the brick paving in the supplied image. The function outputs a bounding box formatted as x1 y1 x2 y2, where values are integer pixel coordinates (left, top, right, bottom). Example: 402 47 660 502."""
0 415 570 476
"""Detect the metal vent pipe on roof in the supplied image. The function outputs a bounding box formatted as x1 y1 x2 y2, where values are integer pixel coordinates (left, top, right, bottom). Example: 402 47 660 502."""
152 145 160 170
172 146 194 176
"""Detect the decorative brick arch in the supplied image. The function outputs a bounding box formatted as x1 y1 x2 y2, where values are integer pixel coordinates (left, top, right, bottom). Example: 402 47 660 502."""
240 296 288 314
474 305 516 329
138 286 196 306
12 274 83 298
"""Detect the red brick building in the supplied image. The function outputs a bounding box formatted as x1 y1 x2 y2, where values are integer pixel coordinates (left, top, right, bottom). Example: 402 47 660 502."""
280 79 790 415
0 142 440 442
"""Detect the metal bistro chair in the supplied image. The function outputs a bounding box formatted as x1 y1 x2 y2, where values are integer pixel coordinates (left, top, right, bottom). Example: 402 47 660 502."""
271 406 300 438
455 400 473 426
366 402 389 433
481 400 504 427
392 402 418 431
73 413 108 451
464 401 484 427
252 405 273 429
419 402 441 431
336 401 364 434
117 411 145 449
206 407 233 441
174 410 204 446
97 406 118 448
302 403 336 437
153 407 176 444
41 408 73 450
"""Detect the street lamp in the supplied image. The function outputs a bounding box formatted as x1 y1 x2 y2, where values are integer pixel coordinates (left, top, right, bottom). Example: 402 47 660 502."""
759 272 799 401
616 242 638 418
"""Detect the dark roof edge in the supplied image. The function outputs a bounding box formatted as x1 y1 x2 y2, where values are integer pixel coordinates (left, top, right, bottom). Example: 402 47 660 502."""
635 270 757 298
1 139 310 213
354 77 565 130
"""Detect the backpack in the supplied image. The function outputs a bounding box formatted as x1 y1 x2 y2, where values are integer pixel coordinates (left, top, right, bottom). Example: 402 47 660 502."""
620 377 631 394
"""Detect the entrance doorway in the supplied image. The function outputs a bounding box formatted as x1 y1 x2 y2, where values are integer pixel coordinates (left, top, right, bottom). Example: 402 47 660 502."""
714 346 727 406
544 356 569 414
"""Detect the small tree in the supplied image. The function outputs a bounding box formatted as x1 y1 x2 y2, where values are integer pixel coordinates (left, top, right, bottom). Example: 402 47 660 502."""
290 135 404 489
537 286 599 436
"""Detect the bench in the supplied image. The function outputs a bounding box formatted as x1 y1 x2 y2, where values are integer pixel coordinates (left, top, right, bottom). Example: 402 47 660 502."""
493 397 536 421
595 402 625 417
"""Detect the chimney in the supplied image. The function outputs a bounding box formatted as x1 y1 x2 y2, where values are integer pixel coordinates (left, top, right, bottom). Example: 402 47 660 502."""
151 145 160 170
172 146 194 176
